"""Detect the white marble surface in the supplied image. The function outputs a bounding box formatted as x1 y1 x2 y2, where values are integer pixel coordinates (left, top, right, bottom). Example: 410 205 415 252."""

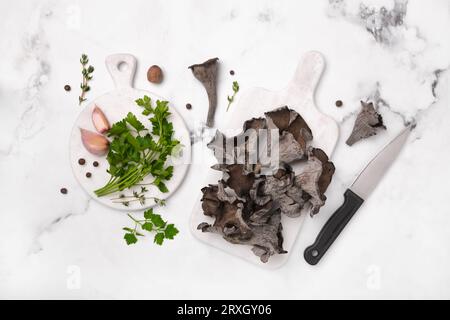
0 0 449 299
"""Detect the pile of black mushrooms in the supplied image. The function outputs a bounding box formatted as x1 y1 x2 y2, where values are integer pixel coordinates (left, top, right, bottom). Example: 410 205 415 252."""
197 107 335 263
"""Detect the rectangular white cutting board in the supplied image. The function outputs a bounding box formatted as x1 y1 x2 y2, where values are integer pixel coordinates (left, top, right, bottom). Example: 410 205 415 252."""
189 51 339 269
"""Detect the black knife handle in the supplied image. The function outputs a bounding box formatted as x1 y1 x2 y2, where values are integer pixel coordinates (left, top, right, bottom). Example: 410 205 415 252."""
304 189 364 265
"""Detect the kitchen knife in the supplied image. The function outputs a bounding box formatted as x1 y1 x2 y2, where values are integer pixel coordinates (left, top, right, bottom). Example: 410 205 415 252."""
304 124 413 265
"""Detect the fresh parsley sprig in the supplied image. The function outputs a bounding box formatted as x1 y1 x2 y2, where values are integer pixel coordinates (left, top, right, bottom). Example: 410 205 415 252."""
94 96 180 197
78 54 94 105
123 208 179 245
226 81 239 111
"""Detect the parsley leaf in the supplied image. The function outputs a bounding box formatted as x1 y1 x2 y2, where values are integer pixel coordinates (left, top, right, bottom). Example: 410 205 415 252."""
108 119 128 136
125 112 145 133
135 95 153 115
164 224 179 240
144 208 154 219
155 180 169 193
124 233 138 245
142 222 153 231
154 233 165 245
149 213 166 228
226 80 240 111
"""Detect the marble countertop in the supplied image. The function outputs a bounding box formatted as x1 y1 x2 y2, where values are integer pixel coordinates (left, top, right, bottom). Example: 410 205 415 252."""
0 0 449 299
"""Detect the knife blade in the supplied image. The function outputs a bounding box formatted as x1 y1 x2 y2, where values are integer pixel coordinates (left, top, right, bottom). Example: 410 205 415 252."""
304 124 413 265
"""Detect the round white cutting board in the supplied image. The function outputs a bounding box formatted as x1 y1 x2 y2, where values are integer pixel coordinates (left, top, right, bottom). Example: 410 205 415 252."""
70 54 191 211
190 51 339 268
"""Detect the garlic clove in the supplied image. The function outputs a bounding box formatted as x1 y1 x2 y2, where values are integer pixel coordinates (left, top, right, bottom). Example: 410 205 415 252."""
80 128 109 156
92 105 110 134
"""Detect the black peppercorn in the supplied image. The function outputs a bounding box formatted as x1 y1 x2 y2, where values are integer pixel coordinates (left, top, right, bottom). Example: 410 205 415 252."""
60 188 68 194
335 100 343 107
86 172 92 178
78 158 86 165
93 161 99 167
64 85 71 91
230 70 235 76
186 103 192 110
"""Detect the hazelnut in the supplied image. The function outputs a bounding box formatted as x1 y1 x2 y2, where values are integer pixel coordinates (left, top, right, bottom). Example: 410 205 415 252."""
147 65 163 84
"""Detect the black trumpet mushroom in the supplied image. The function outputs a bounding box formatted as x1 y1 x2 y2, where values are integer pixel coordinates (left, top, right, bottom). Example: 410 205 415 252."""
346 101 386 146
198 106 335 263
189 58 219 127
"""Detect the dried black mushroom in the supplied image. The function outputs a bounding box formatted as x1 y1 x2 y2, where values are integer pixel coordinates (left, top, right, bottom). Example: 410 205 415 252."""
198 106 335 262
197 165 286 263
346 101 386 146
265 107 313 163
294 148 335 216
207 106 313 169
311 148 335 197
260 165 298 216
189 58 219 127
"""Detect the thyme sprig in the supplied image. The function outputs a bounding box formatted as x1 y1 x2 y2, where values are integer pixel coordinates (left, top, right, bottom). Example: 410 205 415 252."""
111 186 166 207
79 54 94 105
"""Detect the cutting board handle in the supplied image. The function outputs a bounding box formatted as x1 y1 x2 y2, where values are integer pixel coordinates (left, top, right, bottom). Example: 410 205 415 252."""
105 53 137 90
288 51 325 99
